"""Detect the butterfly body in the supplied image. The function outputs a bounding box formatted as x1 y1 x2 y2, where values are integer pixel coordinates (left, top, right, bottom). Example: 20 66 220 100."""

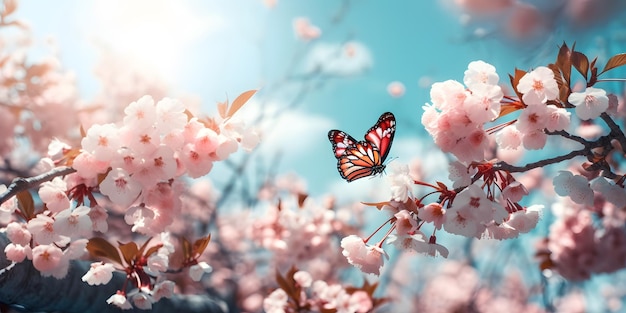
328 112 396 182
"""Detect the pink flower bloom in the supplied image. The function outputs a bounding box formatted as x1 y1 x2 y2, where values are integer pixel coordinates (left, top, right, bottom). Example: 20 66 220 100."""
81 123 121 162
516 66 559 104
88 205 109 233
4 243 32 262
387 81 405 98
6 222 32 246
418 202 446 230
180 144 214 178
124 205 155 234
193 127 219 155
448 161 475 188
131 146 177 186
553 171 594 206
293 270 313 288
123 95 157 131
340 235 388 275
496 125 522 149
146 252 169 275
100 168 142 207
463 83 503 124
360 245 387 276
27 214 64 245
38 177 70 213
131 292 154 310
568 87 609 120
501 181 528 203
152 280 175 301
72 151 110 179
591 176 626 208
155 97 188 134
293 17 321 41
107 292 132 310
506 205 541 233
521 129 547 150
429 79 467 110
31 244 64 277
463 60 499 88
189 261 212 282
263 288 288 313
544 105 571 131
53 206 92 239
119 125 159 157
394 210 418 235
82 262 115 285
387 162 414 202
214 134 238 160
0 185 17 214
348 290 373 313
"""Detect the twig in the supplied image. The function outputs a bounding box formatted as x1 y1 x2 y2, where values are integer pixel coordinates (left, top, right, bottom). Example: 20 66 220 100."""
494 149 588 173
0 166 76 205
600 112 626 154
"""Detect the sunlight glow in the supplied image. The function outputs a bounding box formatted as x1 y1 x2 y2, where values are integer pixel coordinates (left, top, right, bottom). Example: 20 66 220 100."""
90 0 223 83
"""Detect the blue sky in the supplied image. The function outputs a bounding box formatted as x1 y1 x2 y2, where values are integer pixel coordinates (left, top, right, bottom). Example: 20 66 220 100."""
14 0 626 199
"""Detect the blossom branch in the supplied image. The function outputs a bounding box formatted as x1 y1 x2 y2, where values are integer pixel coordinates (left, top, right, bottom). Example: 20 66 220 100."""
494 148 588 173
600 112 626 154
0 166 76 205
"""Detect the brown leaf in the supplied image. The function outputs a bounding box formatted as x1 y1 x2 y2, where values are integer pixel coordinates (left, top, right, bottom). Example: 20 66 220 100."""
217 100 228 119
226 89 257 118
275 269 297 300
555 43 571 85
137 237 154 257
118 241 139 266
181 237 192 261
16 190 34 220
297 193 308 208
508 69 526 101
361 201 390 210
571 51 589 80
497 101 524 118
600 53 626 75
2 0 18 18
86 237 123 265
192 234 211 258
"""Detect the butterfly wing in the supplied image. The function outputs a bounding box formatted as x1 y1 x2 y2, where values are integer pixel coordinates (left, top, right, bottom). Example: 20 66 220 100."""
364 112 396 162
329 112 396 182
328 130 357 158
337 141 385 182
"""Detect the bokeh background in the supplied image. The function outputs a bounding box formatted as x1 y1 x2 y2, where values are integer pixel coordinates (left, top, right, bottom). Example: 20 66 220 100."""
8 1 626 312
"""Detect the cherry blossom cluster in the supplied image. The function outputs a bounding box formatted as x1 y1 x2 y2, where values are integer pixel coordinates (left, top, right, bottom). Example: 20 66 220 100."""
342 44 626 279
264 268 382 313
1 92 258 309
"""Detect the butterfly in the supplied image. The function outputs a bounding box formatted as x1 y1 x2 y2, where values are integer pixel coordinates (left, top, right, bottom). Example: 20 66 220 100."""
328 112 396 182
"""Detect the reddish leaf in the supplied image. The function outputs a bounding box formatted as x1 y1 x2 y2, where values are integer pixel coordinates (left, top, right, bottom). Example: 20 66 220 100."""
275 269 297 300
181 237 192 261
118 241 139 266
571 51 589 80
144 245 162 259
2 0 18 18
497 101 524 118
86 237 123 265
555 43 571 85
192 234 211 258
508 69 526 101
137 237 154 257
361 201 390 210
16 190 34 220
297 193 308 208
226 89 257 118
217 100 228 119
600 53 626 75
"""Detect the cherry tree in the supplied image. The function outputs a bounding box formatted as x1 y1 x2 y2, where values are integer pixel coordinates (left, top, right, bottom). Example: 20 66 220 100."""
2 1 626 313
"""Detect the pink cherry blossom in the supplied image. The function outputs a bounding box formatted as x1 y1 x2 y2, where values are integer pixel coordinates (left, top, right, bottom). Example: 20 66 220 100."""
463 60 499 88
521 129 547 150
31 244 64 277
123 95 157 130
82 262 115 285
516 66 558 104
263 288 288 313
88 205 109 233
591 176 626 208
496 125 522 150
4 243 32 262
292 17 321 41
418 202 446 230
53 206 92 239
568 87 609 120
553 171 594 206
72 151 110 180
387 81 405 98
6 222 32 246
38 177 70 213
189 261 213 282
293 270 313 288
99 168 142 207
152 280 175 301
27 214 64 245
501 181 528 203
387 162 414 202
107 292 133 310
155 97 188 134
131 292 154 310
81 123 121 162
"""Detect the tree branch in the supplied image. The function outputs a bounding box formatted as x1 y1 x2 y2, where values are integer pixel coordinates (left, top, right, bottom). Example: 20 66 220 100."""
0 233 228 313
494 148 588 173
600 112 626 154
0 166 77 205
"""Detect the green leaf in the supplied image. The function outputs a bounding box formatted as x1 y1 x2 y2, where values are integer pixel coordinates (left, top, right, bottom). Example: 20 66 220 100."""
86 238 123 265
600 53 626 75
